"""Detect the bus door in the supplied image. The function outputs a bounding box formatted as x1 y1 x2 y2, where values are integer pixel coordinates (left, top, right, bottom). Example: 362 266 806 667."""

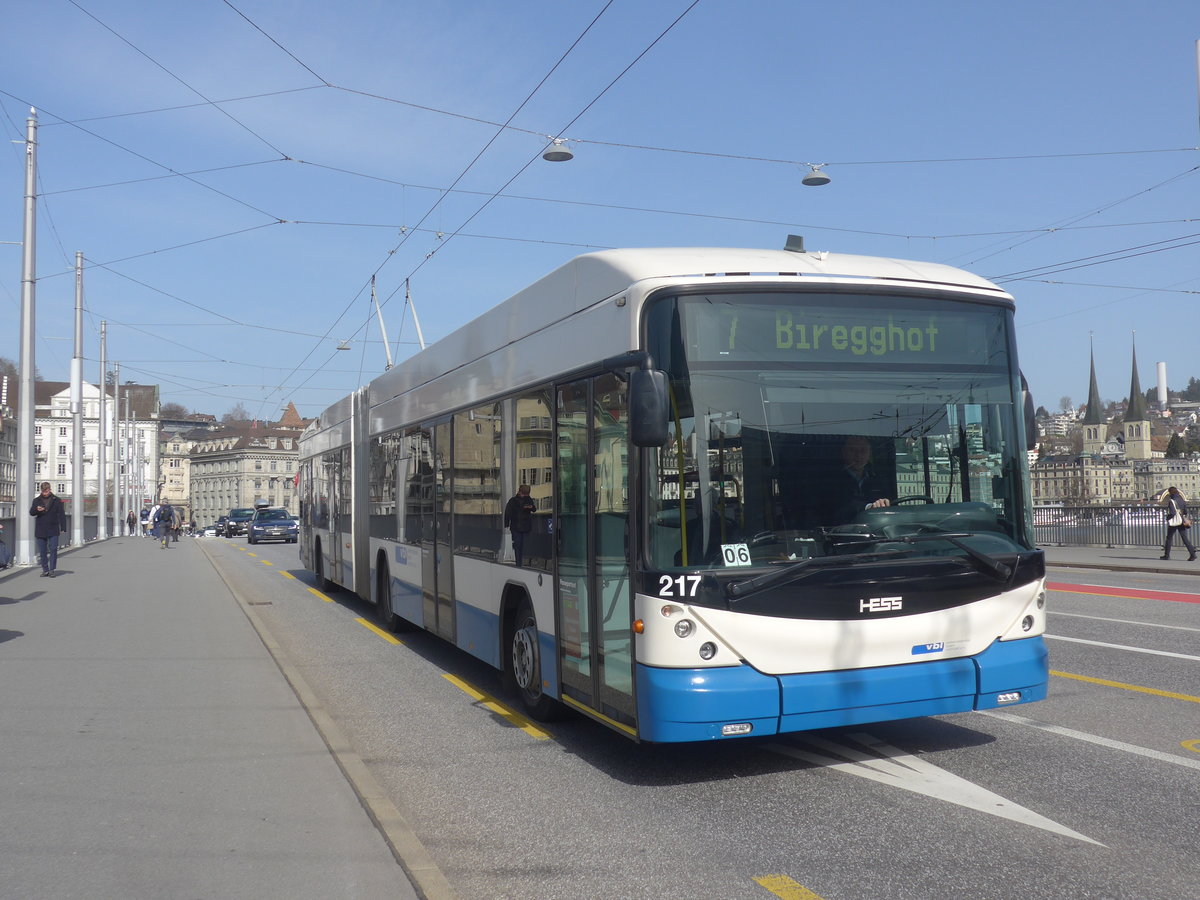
324 452 343 582
556 374 635 733
420 419 456 641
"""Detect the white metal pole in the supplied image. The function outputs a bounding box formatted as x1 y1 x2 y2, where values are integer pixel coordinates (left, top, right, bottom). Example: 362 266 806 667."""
71 251 84 547
113 363 122 534
97 322 108 540
15 110 37 567
126 395 134 529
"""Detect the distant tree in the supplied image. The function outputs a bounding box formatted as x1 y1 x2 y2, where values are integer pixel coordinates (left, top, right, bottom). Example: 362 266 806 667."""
0 355 42 384
221 402 251 425
1035 405 1049 419
1184 377 1200 402
1058 396 1073 413
1165 434 1187 458
160 402 189 420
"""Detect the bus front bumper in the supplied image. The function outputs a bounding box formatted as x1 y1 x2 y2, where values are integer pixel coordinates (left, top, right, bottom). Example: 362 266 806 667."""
634 636 1048 743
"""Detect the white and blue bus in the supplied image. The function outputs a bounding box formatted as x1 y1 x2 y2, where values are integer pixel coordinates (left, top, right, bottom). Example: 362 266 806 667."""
297 243 1048 742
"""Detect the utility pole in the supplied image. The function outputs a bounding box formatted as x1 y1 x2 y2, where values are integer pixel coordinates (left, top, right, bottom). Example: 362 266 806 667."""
97 321 108 540
15 109 37 567
113 362 122 534
71 251 84 547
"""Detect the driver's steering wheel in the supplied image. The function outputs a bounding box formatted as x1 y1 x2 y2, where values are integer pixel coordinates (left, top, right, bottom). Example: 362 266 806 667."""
894 495 935 505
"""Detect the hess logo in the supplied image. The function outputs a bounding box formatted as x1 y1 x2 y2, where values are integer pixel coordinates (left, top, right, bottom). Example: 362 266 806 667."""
859 596 903 613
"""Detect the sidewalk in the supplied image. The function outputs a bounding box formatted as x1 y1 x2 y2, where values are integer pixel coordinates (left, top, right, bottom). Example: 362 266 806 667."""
1041 544 1200 575
0 536 420 899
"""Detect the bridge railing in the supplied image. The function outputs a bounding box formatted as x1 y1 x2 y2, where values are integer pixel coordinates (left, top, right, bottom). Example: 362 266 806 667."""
1033 505 1171 548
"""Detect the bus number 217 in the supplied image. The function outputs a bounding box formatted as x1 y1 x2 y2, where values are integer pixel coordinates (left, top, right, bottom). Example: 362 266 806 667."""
658 575 701 597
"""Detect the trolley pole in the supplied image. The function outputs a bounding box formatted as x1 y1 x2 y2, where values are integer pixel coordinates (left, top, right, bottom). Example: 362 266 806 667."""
15 110 37 567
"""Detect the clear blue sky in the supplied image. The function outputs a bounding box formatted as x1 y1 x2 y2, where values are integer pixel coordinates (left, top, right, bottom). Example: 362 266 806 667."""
2 0 1197 421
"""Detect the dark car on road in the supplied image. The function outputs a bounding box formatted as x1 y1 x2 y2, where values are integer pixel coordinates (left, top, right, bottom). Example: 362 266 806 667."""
224 508 256 538
247 507 298 544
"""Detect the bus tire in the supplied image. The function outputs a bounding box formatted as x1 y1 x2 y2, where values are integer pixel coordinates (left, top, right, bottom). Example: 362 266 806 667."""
509 599 561 722
314 539 334 592
375 554 408 632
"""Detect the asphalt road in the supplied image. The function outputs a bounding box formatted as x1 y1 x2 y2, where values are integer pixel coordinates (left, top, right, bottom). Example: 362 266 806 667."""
194 538 1200 900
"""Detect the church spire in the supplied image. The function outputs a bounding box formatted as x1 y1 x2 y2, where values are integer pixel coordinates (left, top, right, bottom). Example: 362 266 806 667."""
1122 333 1152 460
1125 337 1147 422
1082 340 1103 426
1081 337 1106 456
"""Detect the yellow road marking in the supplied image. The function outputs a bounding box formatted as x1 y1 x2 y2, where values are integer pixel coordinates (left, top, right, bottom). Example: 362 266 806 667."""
1052 669 1200 704
307 586 334 603
753 875 827 899
356 617 403 645
442 673 551 740
260 559 273 566
247 552 257 558
279 571 296 580
1183 739 1200 755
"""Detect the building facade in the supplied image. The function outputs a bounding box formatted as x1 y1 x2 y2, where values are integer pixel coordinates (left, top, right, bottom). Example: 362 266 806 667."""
33 381 160 514
189 426 301 526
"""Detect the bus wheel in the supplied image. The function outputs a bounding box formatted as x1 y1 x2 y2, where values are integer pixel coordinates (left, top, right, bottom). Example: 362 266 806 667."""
510 600 561 722
375 558 401 632
314 541 333 592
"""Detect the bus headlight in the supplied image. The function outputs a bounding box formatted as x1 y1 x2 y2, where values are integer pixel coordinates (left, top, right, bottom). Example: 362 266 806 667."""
674 619 695 638
1036 591 1046 609
699 641 717 660
1021 615 1034 632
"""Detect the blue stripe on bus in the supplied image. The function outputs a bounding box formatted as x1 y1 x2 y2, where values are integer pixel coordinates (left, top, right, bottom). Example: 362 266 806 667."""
389 575 423 625
454 600 501 669
635 636 1048 743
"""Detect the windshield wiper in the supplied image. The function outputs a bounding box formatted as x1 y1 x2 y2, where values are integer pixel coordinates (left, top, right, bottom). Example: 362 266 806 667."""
861 532 1013 583
725 532 1013 602
726 549 906 601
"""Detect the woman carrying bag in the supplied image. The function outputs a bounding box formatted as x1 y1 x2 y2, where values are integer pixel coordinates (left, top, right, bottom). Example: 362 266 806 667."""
1159 486 1196 561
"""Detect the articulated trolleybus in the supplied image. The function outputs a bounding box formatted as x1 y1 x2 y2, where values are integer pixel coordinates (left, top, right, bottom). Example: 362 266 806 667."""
298 242 1048 743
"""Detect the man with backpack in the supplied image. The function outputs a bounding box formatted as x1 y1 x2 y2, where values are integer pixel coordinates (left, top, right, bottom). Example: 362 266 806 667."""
154 503 174 549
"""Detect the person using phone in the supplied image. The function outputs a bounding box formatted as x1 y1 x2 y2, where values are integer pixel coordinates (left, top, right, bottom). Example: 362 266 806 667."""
29 481 68 577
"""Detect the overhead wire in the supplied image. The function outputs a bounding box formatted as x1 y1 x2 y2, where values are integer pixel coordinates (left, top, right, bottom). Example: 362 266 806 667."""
65 0 296 157
259 0 625 409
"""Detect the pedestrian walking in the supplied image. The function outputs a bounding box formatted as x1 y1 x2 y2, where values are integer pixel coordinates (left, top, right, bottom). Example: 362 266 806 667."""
126 510 137 536
503 484 537 568
1158 486 1196 561
170 506 183 542
30 481 68 577
154 503 174 549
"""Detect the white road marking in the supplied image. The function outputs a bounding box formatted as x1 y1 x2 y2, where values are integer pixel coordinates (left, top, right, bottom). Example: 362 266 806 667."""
766 732 1102 846
979 710 1200 772
1045 634 1200 662
1049 610 1200 634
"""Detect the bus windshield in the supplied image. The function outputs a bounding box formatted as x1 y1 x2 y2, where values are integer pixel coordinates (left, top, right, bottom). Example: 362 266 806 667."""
645 290 1033 572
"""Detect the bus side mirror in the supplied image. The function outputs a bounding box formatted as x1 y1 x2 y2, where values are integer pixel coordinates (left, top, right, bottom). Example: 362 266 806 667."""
629 368 669 447
1021 372 1037 452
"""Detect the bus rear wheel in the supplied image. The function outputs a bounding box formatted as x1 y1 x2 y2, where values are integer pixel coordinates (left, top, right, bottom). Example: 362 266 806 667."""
510 600 561 722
